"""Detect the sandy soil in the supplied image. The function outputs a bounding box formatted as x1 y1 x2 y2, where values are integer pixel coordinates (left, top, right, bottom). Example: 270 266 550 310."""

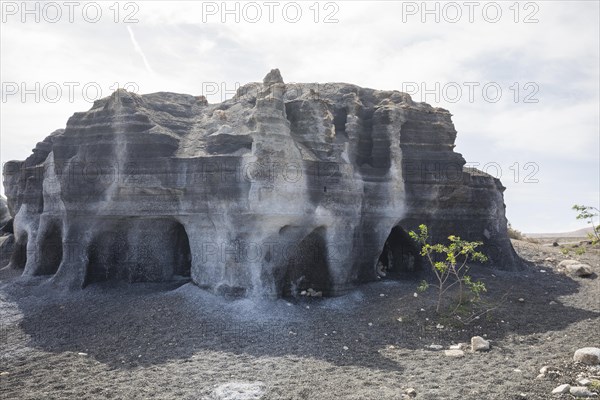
0 239 599 399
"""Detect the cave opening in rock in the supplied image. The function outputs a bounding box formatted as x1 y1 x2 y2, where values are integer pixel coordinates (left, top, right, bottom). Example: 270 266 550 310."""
37 222 63 275
333 106 348 138
84 219 192 286
281 227 331 297
171 222 191 278
12 231 28 269
85 228 128 284
377 226 421 279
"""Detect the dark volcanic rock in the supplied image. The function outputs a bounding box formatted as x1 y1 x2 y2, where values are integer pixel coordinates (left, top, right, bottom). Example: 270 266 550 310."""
1 70 519 296
0 196 9 227
0 234 14 268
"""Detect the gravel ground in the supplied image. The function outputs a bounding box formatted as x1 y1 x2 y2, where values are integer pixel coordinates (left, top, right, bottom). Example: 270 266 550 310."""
0 239 599 399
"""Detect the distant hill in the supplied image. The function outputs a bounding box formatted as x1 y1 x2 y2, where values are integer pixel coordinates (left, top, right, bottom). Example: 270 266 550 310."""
525 227 594 238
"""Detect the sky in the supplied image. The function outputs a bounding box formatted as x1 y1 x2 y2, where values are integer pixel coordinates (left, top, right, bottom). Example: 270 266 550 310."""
0 0 598 233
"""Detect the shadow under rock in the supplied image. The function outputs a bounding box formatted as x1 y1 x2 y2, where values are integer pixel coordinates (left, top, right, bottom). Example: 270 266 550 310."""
3 262 598 372
4 278 406 373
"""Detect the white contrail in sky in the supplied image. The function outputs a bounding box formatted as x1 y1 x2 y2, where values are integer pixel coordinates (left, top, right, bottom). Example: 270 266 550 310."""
126 26 154 74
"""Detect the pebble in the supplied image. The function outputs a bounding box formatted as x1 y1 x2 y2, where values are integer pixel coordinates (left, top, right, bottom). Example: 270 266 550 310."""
578 379 592 386
406 388 417 397
569 386 597 397
380 294 385 297
551 384 570 394
518 298 525 303
212 382 264 399
77 352 87 356
444 349 465 357
413 292 418 297
471 336 490 352
397 317 403 322
436 324 444 329
368 322 373 327
343 346 349 351
427 344 444 351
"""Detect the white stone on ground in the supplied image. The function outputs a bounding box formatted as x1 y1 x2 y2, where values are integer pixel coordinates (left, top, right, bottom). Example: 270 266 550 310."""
558 260 593 277
444 349 465 357
551 384 570 394
471 336 490 352
540 366 549 374
569 386 597 397
211 382 265 400
427 344 443 351
574 348 600 365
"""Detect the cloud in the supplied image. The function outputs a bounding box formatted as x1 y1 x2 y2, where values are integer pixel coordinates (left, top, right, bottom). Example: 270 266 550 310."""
0 1 598 232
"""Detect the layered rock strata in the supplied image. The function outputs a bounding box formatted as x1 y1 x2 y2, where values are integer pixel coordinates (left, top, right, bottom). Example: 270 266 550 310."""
2 70 519 296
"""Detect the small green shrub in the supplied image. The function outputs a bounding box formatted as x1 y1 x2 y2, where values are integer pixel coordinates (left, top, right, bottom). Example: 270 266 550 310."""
409 224 488 313
572 205 600 245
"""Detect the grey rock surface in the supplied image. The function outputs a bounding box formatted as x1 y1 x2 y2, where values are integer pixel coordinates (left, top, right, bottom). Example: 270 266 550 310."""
471 336 490 352
569 386 597 397
2 70 519 296
0 234 14 268
558 260 593 277
552 384 571 394
0 196 9 227
574 348 600 365
444 349 465 357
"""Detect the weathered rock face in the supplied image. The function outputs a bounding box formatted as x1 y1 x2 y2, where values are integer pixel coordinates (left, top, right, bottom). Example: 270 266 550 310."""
0 196 10 227
2 70 519 296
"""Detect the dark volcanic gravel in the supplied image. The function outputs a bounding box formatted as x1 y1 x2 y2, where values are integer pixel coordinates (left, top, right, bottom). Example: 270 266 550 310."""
1 239 599 399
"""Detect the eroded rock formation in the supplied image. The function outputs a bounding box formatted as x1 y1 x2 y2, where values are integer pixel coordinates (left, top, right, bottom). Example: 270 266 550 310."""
0 197 9 227
1 70 519 296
